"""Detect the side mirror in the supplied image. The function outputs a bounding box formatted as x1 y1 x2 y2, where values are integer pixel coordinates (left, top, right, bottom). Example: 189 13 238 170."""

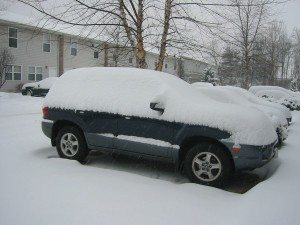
150 102 164 114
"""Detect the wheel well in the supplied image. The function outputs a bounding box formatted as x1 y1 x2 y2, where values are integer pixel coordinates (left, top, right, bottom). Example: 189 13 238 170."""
51 120 83 146
178 136 235 172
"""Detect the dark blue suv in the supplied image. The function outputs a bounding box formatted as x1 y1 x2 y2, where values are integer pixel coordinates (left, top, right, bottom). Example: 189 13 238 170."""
41 67 278 187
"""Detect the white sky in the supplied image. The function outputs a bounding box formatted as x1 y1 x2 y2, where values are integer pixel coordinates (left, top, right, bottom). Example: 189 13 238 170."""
274 0 300 32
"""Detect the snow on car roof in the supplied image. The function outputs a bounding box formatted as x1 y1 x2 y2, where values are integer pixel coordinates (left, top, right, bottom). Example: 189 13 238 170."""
22 77 59 90
44 67 277 146
191 82 213 88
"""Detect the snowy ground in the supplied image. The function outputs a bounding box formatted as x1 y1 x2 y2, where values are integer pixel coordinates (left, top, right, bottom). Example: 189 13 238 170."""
0 92 300 225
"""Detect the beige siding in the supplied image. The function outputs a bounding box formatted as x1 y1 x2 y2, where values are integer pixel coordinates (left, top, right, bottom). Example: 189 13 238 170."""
0 22 58 91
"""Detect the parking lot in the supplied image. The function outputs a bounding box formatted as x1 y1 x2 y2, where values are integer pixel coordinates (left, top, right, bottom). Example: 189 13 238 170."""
1 92 300 225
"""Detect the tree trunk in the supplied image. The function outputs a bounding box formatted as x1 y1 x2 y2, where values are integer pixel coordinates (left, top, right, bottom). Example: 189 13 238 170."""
135 0 147 68
156 0 172 71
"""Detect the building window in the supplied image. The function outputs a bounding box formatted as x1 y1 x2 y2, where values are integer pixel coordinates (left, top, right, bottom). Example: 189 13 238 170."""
70 41 77 56
129 57 133 64
8 27 18 48
43 33 51 52
165 63 168 69
28 66 43 81
5 65 21 80
94 51 99 59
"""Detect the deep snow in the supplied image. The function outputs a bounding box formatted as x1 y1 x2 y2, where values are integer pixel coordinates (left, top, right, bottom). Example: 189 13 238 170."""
1 92 300 225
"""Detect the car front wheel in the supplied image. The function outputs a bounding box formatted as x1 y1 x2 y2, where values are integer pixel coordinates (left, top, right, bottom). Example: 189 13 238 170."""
184 142 233 188
56 126 89 162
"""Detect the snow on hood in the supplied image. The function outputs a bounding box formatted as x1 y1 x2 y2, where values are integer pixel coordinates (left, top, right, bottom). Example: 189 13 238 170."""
22 77 58 90
195 86 287 128
44 67 277 146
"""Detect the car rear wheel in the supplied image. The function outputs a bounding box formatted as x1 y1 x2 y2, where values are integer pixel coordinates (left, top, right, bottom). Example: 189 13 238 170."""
184 142 233 188
26 89 33 96
56 126 89 162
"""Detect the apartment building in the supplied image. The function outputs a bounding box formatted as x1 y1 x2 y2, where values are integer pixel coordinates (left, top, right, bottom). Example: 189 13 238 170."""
0 18 210 92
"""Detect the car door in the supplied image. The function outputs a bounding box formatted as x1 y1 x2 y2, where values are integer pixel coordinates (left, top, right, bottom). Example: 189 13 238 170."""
115 115 174 159
83 112 118 149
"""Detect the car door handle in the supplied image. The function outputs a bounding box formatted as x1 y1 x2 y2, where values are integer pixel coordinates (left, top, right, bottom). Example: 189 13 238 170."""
125 116 131 120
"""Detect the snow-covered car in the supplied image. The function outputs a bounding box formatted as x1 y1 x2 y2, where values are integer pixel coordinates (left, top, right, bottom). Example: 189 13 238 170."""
249 86 300 111
227 86 292 125
41 67 278 188
193 85 288 144
21 77 59 96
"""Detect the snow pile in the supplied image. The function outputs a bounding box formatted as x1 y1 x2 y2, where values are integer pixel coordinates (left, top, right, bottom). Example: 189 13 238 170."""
22 77 58 90
44 67 277 146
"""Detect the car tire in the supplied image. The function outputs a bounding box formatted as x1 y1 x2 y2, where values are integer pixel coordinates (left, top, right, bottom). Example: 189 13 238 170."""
184 142 233 188
26 89 33 96
56 126 89 162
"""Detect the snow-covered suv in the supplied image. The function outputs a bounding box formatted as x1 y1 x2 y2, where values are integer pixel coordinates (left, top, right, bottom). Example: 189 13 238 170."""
41 67 278 187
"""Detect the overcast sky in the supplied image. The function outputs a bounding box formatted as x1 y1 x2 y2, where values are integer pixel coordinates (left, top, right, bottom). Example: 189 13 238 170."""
274 0 300 32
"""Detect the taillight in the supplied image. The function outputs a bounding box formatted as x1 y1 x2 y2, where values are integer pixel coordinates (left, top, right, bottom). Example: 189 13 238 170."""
42 106 49 118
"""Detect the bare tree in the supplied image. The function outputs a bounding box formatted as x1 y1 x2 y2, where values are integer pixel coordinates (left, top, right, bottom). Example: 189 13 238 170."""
17 0 287 77
0 48 14 88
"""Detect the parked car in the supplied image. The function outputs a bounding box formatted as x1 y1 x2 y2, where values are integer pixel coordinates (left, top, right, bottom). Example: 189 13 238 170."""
42 67 278 188
224 86 292 125
249 86 300 111
22 77 58 96
193 85 288 144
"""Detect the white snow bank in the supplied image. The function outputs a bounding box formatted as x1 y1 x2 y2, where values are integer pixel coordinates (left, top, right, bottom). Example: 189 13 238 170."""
22 77 58 90
44 67 277 146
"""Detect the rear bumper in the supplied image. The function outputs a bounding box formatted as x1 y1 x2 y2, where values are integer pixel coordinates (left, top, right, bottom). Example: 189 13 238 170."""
222 140 278 171
41 120 53 139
